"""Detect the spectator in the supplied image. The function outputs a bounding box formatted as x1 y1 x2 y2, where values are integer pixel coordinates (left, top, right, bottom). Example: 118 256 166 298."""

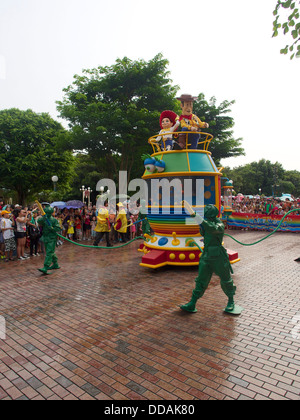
90 215 97 240
67 216 75 240
0 210 16 262
28 210 41 257
82 210 91 241
75 215 82 241
15 208 30 260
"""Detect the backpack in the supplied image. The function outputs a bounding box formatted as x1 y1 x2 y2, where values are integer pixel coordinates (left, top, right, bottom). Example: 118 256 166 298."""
29 225 40 239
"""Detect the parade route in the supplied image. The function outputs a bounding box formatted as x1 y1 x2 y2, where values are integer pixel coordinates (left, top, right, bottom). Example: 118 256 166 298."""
0 231 299 400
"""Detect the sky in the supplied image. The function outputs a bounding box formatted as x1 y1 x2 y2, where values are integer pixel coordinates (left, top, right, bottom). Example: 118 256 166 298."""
0 0 299 172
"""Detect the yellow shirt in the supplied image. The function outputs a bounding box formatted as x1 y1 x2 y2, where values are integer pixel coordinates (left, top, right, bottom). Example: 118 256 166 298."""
114 209 127 233
95 208 110 233
179 114 206 131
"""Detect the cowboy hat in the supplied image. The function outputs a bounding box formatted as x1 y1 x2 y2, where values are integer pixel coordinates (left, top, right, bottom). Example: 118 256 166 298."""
176 94 198 102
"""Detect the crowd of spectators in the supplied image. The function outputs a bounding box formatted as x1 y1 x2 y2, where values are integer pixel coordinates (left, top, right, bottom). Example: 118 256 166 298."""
1 195 299 264
0 201 143 264
230 195 300 215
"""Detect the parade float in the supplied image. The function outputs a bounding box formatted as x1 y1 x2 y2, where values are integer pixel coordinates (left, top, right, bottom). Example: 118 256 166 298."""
138 96 239 269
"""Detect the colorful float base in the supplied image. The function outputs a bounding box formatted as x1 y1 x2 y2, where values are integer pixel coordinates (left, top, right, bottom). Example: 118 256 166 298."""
138 235 240 269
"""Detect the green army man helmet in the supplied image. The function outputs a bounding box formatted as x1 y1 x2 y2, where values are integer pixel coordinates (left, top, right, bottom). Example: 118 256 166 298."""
44 206 54 216
204 204 219 220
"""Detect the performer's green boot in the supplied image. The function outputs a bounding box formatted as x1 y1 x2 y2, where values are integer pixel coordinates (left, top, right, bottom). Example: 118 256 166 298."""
180 291 200 313
38 266 50 275
48 263 60 270
225 297 235 312
224 296 243 315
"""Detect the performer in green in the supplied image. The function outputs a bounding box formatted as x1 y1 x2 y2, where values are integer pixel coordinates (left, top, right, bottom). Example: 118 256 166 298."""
138 199 151 236
180 204 242 314
38 205 61 274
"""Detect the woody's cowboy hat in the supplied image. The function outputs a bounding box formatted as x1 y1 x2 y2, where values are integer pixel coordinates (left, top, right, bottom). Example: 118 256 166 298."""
176 94 198 102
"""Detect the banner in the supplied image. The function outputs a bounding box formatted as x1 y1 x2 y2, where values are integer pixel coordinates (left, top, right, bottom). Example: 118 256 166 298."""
226 212 300 232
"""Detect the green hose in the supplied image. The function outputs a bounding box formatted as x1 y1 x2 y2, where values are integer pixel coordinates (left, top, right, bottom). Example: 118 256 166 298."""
57 233 144 249
55 210 298 250
224 208 299 246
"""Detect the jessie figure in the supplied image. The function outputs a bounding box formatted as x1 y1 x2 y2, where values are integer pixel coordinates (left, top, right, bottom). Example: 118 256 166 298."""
176 94 209 149
155 110 180 151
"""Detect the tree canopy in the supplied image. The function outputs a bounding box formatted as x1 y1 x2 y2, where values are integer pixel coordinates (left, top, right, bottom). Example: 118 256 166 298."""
57 54 244 183
57 54 179 181
273 0 300 59
223 159 300 196
192 94 244 165
0 108 75 205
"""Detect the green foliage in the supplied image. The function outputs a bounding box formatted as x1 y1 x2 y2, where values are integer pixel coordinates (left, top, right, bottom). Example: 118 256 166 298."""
64 153 112 202
223 159 300 196
57 54 179 181
0 108 75 205
273 0 300 59
57 54 245 181
192 94 245 165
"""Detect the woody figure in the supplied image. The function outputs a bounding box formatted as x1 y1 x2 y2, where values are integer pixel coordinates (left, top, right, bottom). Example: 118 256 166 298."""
175 94 209 149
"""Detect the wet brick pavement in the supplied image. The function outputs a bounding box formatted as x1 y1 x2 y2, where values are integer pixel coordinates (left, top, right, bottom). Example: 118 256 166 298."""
0 231 299 400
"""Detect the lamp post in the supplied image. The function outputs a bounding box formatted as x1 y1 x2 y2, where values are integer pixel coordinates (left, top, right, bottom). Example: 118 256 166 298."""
80 186 93 206
87 187 92 206
80 185 85 203
51 175 58 191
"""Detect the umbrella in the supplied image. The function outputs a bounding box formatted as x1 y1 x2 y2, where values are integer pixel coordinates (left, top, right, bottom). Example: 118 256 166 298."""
65 200 85 209
50 201 67 209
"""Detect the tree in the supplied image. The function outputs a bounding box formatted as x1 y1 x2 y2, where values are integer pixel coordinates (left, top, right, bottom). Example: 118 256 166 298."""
57 54 245 184
272 0 300 59
0 108 75 205
282 170 300 195
222 159 300 197
192 94 244 165
57 54 179 182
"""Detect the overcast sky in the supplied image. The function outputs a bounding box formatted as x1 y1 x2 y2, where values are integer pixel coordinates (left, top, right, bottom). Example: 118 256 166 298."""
0 0 299 172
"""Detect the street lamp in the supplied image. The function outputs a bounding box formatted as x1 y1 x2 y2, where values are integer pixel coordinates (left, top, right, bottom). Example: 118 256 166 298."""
80 185 93 206
51 175 58 191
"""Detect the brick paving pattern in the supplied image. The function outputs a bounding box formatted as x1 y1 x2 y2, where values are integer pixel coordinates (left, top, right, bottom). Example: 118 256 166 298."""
0 231 299 400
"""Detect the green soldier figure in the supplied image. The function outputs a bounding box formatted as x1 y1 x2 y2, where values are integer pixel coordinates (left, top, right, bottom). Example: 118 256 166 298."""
180 203 243 314
38 205 61 275
138 199 151 236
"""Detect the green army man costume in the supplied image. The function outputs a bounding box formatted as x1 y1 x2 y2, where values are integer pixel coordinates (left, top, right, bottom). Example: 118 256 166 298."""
180 204 242 314
38 206 61 274
138 199 151 236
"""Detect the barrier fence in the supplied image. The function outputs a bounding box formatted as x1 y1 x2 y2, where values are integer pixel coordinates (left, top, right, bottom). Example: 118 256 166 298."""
226 212 300 232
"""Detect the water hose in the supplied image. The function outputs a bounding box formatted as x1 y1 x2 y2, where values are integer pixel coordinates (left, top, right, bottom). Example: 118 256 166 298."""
57 233 144 249
185 209 299 252
224 208 299 246
56 216 146 249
